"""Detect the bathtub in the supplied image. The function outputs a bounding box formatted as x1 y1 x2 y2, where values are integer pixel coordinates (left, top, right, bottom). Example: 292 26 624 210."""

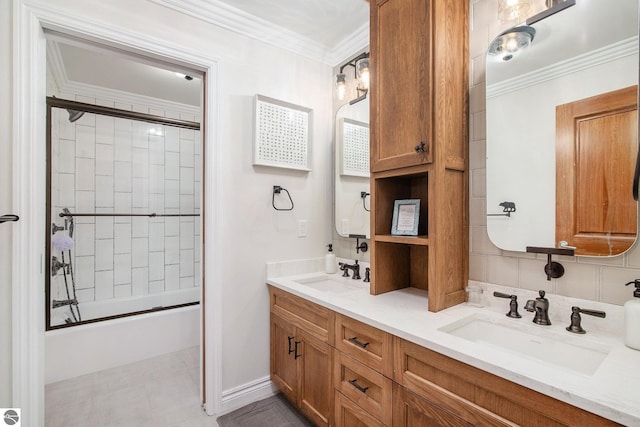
45 295 200 384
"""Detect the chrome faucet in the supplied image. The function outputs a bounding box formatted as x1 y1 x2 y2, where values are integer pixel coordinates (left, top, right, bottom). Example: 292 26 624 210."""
339 260 361 280
525 290 551 325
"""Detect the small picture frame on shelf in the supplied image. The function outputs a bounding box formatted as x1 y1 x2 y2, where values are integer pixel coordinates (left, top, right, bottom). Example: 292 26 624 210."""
391 199 420 236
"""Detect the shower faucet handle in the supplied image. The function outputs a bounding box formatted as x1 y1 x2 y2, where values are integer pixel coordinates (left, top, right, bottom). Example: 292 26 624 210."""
52 222 66 234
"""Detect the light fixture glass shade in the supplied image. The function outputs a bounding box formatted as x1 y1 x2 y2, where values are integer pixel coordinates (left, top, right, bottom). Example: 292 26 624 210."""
488 25 535 61
497 0 532 23
336 73 346 100
356 58 370 90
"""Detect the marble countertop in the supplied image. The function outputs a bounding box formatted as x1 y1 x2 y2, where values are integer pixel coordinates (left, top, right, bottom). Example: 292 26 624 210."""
266 261 640 426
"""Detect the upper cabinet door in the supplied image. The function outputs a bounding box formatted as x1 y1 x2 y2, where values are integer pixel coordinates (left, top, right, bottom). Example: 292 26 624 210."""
370 0 432 172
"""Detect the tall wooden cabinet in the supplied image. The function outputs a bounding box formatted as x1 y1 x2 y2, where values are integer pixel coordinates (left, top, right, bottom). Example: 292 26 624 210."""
369 0 469 312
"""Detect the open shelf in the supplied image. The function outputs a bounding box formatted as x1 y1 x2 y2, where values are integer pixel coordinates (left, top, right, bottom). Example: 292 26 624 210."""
375 234 429 246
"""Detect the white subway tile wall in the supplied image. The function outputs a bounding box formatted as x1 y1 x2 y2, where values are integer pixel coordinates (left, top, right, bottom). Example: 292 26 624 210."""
50 101 201 319
470 0 640 305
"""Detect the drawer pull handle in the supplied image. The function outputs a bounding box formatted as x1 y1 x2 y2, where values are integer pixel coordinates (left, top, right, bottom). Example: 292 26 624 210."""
294 341 301 359
349 379 369 394
415 141 427 153
287 336 294 354
348 337 369 348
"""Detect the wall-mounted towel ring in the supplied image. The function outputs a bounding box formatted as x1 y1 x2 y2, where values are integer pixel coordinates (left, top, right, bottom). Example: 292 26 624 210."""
272 186 294 211
0 214 19 224
361 191 370 212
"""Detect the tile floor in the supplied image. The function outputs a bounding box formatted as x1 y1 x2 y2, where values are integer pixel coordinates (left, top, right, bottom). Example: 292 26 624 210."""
45 346 220 426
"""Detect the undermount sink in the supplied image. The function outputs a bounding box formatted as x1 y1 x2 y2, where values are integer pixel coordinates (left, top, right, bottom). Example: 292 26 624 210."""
293 274 364 294
439 314 612 376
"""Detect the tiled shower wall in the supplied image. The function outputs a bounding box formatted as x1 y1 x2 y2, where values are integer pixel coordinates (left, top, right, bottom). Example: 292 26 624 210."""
50 99 201 307
469 0 640 305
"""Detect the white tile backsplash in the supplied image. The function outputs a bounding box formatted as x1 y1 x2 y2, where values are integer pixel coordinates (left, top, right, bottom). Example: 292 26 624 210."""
131 238 149 268
113 254 132 285
95 270 114 300
95 239 114 271
165 265 180 290
149 223 165 251
74 224 95 256
75 125 96 158
149 252 165 281
165 237 179 264
75 158 95 191
114 223 132 254
95 143 114 176
50 104 201 313
95 176 114 208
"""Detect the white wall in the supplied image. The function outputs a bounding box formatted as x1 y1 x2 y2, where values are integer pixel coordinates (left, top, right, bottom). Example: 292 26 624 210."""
0 0 13 408
470 0 640 305
3 0 333 408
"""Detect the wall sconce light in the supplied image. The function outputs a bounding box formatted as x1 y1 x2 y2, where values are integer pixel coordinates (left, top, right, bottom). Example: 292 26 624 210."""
356 57 369 91
497 0 532 23
488 25 535 61
336 51 370 101
336 73 346 100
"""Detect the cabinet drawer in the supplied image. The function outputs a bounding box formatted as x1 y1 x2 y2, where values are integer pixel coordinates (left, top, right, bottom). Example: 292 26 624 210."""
269 286 334 343
334 350 392 426
393 383 473 427
334 391 386 427
335 313 393 377
394 338 621 427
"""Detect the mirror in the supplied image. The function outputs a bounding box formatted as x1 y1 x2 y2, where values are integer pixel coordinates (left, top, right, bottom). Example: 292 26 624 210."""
486 0 639 256
334 97 370 238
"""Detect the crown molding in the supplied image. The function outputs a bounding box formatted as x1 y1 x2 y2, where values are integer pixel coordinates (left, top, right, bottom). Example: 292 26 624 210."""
329 23 370 66
487 37 638 98
149 0 368 65
47 39 201 117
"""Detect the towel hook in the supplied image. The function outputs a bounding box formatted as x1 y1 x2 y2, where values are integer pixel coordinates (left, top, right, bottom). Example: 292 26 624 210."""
272 186 294 211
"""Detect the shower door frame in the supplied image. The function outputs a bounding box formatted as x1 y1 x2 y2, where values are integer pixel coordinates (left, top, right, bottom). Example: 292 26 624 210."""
45 98 202 330
12 2 223 424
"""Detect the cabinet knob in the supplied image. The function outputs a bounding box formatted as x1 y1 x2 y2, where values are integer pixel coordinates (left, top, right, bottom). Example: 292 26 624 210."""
415 141 427 153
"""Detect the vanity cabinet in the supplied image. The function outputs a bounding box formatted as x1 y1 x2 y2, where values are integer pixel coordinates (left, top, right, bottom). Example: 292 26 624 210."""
369 0 469 312
269 287 622 426
270 287 334 426
394 338 621 427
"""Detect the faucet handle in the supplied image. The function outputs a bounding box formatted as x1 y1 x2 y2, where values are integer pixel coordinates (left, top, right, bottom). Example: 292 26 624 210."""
566 306 606 334
493 292 522 318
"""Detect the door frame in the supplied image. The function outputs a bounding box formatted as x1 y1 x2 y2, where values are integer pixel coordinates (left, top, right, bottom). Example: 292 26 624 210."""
12 1 223 423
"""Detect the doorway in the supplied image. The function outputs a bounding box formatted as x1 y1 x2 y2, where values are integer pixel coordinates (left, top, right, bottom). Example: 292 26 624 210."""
12 5 221 424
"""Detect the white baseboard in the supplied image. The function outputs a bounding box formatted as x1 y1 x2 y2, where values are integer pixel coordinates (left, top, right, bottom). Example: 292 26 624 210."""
219 376 279 415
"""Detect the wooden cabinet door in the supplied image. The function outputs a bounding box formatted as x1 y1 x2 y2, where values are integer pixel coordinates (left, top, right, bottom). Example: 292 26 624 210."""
370 0 432 172
298 328 333 427
393 384 474 427
271 313 297 403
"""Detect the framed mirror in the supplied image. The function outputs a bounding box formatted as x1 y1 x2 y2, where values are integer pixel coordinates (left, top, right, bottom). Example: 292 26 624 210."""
486 0 639 256
334 96 370 238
